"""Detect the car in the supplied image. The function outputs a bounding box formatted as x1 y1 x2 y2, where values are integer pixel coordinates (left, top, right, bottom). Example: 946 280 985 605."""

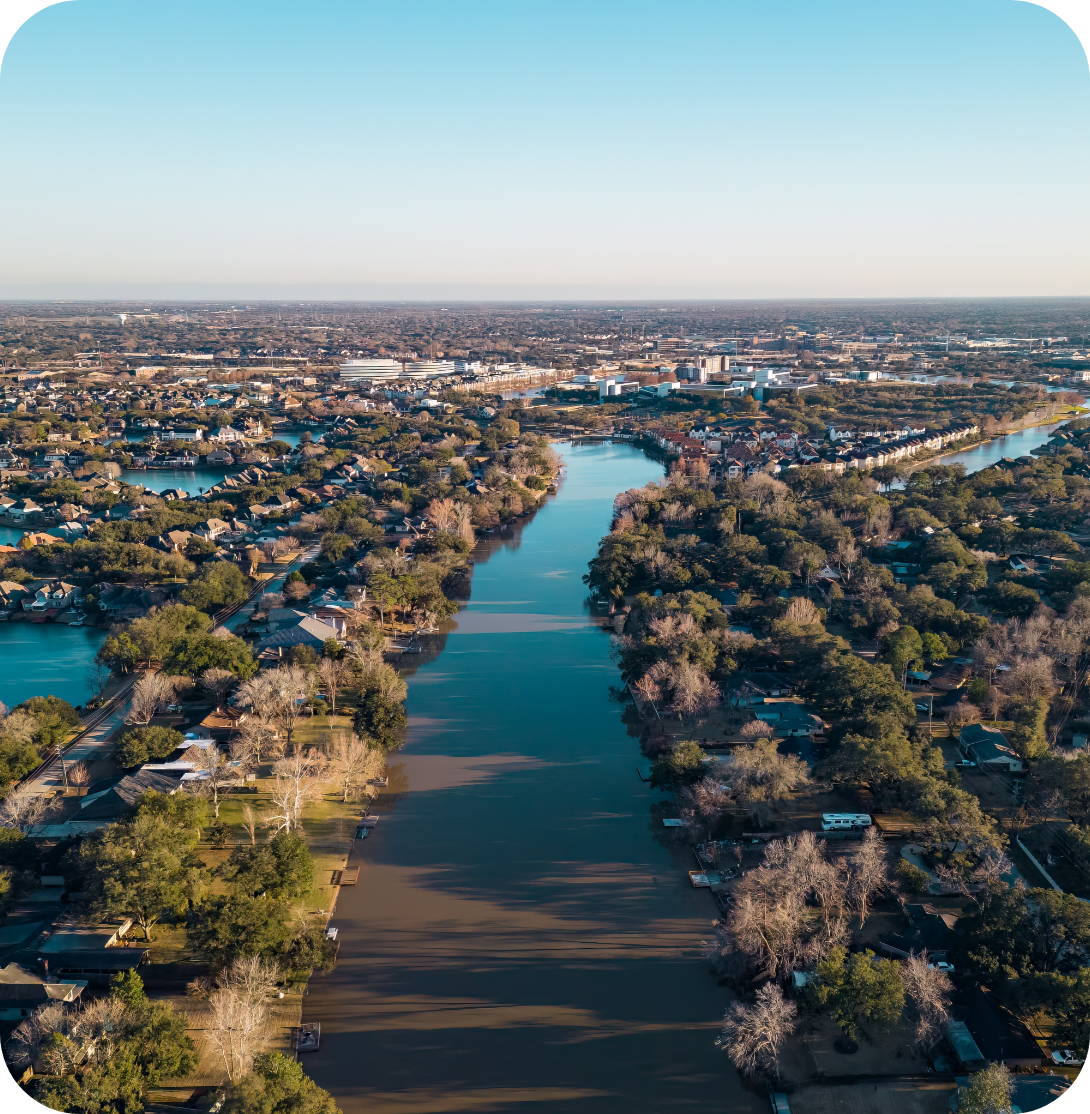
955 760 976 768
928 961 955 974
915 702 932 712
165 703 182 713
1051 1049 1084 1066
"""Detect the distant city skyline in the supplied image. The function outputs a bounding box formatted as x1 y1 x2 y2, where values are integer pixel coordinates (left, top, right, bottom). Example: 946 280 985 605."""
0 1 1088 298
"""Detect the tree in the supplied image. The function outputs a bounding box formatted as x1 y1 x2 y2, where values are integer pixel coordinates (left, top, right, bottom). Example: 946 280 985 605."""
649 739 704 789
317 657 347 721
881 626 923 686
188 894 294 967
110 968 146 1008
352 690 407 750
17 694 81 747
129 671 177 725
187 744 243 818
327 732 384 802
181 561 250 612
989 581 1040 618
269 750 326 831
812 946 905 1039
221 1052 341 1114
115 725 184 768
1010 696 1049 760
165 631 257 679
136 788 209 838
201 666 238 709
205 956 281 1083
846 827 888 927
73 813 205 941
959 1062 1014 1114
223 831 315 901
718 983 797 1079
900 951 952 1052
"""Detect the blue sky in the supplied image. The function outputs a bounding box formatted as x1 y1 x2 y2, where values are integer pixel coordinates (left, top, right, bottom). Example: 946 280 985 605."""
0 0 1087 298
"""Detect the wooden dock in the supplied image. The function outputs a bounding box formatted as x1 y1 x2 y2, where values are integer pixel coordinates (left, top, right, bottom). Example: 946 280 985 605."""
332 866 360 886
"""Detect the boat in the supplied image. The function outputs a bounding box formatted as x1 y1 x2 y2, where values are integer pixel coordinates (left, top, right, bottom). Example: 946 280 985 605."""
297 1023 320 1052
325 925 338 941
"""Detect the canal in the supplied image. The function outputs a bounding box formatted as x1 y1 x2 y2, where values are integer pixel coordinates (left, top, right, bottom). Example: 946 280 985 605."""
302 441 765 1114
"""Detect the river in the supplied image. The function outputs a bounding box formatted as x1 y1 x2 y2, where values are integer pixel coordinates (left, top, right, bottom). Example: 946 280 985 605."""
302 441 766 1114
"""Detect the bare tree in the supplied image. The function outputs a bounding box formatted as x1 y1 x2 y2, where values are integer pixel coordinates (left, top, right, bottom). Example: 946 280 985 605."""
0 791 59 834
129 672 176 725
668 660 721 726
200 667 237 710
264 665 317 749
231 718 281 769
317 657 348 721
205 956 281 1082
1006 655 1056 701
327 732 385 803
269 749 326 831
900 951 952 1053
784 596 820 625
240 803 261 846
718 982 797 1079
186 745 242 819
740 720 775 740
846 827 888 927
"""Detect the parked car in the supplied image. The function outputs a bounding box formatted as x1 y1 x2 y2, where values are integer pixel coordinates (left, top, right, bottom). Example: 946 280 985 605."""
1051 1049 1084 1066
929 961 955 974
955 760 976 768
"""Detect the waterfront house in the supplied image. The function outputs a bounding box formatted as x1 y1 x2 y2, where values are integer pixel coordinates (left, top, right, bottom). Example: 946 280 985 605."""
254 616 341 657
22 580 81 612
6 498 41 522
753 702 825 737
0 581 31 610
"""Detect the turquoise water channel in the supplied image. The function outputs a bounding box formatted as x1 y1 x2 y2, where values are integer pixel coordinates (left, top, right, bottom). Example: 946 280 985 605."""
301 442 766 1113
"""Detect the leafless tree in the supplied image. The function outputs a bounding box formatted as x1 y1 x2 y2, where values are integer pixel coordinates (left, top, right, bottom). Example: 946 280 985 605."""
264 664 317 749
326 731 385 802
740 720 775 740
231 718 282 769
943 699 980 730
901 951 952 1052
205 956 281 1082
317 657 348 721
678 777 730 843
668 660 721 726
784 596 819 625
718 983 797 1079
0 791 59 834
240 803 261 846
129 671 176 725
269 749 326 831
200 667 237 710
0 708 37 744
632 673 663 722
1006 654 1056 700
845 827 888 927
832 537 860 581
983 686 1007 722
186 745 242 818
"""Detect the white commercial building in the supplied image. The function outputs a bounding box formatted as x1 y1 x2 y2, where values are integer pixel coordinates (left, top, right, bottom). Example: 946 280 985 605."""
339 359 404 382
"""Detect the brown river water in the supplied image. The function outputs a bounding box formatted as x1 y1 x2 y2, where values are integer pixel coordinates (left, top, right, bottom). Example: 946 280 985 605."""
302 442 766 1114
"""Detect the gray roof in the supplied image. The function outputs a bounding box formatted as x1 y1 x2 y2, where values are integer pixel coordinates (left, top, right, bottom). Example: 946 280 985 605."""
77 770 178 820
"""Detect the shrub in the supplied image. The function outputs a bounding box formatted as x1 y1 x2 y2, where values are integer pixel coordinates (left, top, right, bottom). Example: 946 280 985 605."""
896 859 932 894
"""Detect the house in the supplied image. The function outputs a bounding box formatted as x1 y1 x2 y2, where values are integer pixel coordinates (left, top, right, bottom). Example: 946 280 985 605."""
74 770 180 822
879 902 960 962
160 488 188 501
193 517 231 541
253 616 341 657
0 581 32 610
22 580 81 612
206 448 235 465
960 723 1024 773
0 965 86 1021
6 498 42 522
753 702 825 737
949 985 1043 1068
150 529 196 553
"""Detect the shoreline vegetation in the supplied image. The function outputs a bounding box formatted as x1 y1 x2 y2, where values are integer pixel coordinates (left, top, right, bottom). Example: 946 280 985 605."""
0 405 562 1113
584 410 1090 1094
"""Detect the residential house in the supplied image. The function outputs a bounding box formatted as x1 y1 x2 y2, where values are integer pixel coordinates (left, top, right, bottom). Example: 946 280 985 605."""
960 723 1024 773
880 902 960 962
6 498 41 522
0 967 85 1022
753 702 825 737
193 517 231 541
253 616 341 657
948 985 1043 1068
0 581 32 610
23 580 81 611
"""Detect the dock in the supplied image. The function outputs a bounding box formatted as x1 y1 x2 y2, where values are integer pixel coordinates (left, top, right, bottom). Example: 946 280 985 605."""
331 866 360 886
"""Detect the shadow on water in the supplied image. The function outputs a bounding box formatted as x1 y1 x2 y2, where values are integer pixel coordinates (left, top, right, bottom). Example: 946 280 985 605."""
303 442 764 1114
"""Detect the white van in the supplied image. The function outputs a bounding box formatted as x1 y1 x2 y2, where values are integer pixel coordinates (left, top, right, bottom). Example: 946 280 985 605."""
821 813 872 832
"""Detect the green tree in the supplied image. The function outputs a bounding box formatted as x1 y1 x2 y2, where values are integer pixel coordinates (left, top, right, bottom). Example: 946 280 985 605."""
74 813 205 941
181 561 250 612
319 532 354 562
223 831 314 901
187 893 294 966
164 632 257 678
895 859 932 893
881 626 924 685
1010 697 1049 760
352 691 407 750
17 694 81 747
115 725 184 768
988 580 1040 618
650 740 705 789
110 968 146 1007
221 1053 341 1114
812 946 905 1039
136 788 209 837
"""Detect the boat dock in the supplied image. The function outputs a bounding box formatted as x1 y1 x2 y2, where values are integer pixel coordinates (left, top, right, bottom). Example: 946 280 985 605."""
332 866 360 886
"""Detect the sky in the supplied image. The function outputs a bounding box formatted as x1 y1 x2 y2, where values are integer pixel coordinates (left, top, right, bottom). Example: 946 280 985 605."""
0 0 1088 300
